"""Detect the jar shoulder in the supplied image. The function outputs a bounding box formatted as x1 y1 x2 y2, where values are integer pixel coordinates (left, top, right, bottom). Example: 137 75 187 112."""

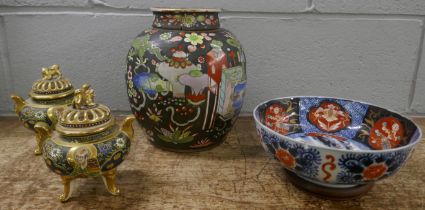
131 28 244 51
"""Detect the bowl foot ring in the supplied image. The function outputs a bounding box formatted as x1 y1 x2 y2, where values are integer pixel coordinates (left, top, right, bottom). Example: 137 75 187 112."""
284 169 374 200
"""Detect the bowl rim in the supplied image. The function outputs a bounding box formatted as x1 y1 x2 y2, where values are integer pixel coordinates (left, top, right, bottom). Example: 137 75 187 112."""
253 95 423 154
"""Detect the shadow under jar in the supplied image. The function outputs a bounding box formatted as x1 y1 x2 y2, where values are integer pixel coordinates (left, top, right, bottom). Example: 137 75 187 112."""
125 8 247 152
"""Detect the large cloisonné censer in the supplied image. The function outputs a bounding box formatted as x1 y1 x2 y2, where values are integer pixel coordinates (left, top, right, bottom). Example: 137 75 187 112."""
35 84 136 202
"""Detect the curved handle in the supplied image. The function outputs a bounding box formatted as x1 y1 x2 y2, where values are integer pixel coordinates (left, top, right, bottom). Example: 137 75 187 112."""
121 115 136 140
47 106 66 128
10 94 26 114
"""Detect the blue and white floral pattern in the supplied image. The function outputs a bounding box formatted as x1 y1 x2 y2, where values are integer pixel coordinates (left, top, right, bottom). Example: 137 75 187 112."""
337 149 410 183
258 124 415 185
259 128 322 179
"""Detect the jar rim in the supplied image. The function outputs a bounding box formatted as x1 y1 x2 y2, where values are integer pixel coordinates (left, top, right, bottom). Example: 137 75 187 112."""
150 7 221 13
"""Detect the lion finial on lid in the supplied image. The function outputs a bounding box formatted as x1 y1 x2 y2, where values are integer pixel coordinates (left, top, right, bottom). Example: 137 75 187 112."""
42 64 62 80
72 84 96 109
30 64 74 100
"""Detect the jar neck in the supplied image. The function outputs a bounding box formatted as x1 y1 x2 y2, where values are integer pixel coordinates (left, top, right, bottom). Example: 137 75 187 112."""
152 11 220 31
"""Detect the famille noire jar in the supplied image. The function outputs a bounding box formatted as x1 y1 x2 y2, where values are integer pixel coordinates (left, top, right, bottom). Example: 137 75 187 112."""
125 8 247 152
10 64 75 155
35 84 136 202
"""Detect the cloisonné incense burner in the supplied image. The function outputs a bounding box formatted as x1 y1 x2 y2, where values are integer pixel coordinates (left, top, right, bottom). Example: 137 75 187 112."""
10 65 74 155
35 84 136 202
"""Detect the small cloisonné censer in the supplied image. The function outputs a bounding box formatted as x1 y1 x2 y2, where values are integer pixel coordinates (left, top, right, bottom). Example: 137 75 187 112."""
35 84 136 202
10 64 75 155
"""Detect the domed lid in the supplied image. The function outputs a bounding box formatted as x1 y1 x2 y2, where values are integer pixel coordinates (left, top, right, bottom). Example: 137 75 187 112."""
29 64 74 100
55 84 115 136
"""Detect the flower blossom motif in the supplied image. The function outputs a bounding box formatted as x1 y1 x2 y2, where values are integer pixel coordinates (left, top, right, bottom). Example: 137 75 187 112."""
369 117 404 149
169 36 183 42
115 137 126 148
204 15 216 25
165 15 176 23
160 32 172 40
196 15 205 22
182 15 196 27
188 45 197 53
211 40 223 49
98 142 112 154
50 148 62 159
184 33 204 46
34 111 46 120
157 125 195 144
337 151 408 184
147 106 162 122
265 104 290 135
198 56 205 64
308 101 351 132
275 148 295 168
201 33 212 41
363 164 388 180
314 104 341 122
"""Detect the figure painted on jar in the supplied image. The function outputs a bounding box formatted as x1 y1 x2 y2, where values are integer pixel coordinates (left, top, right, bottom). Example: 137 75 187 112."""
157 46 198 98
202 47 228 130
178 66 209 105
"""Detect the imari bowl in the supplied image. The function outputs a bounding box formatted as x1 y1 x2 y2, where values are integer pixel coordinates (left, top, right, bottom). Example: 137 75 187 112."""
253 96 422 198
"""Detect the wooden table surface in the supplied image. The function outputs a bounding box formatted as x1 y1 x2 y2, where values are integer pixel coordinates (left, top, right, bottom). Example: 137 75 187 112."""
0 116 424 210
